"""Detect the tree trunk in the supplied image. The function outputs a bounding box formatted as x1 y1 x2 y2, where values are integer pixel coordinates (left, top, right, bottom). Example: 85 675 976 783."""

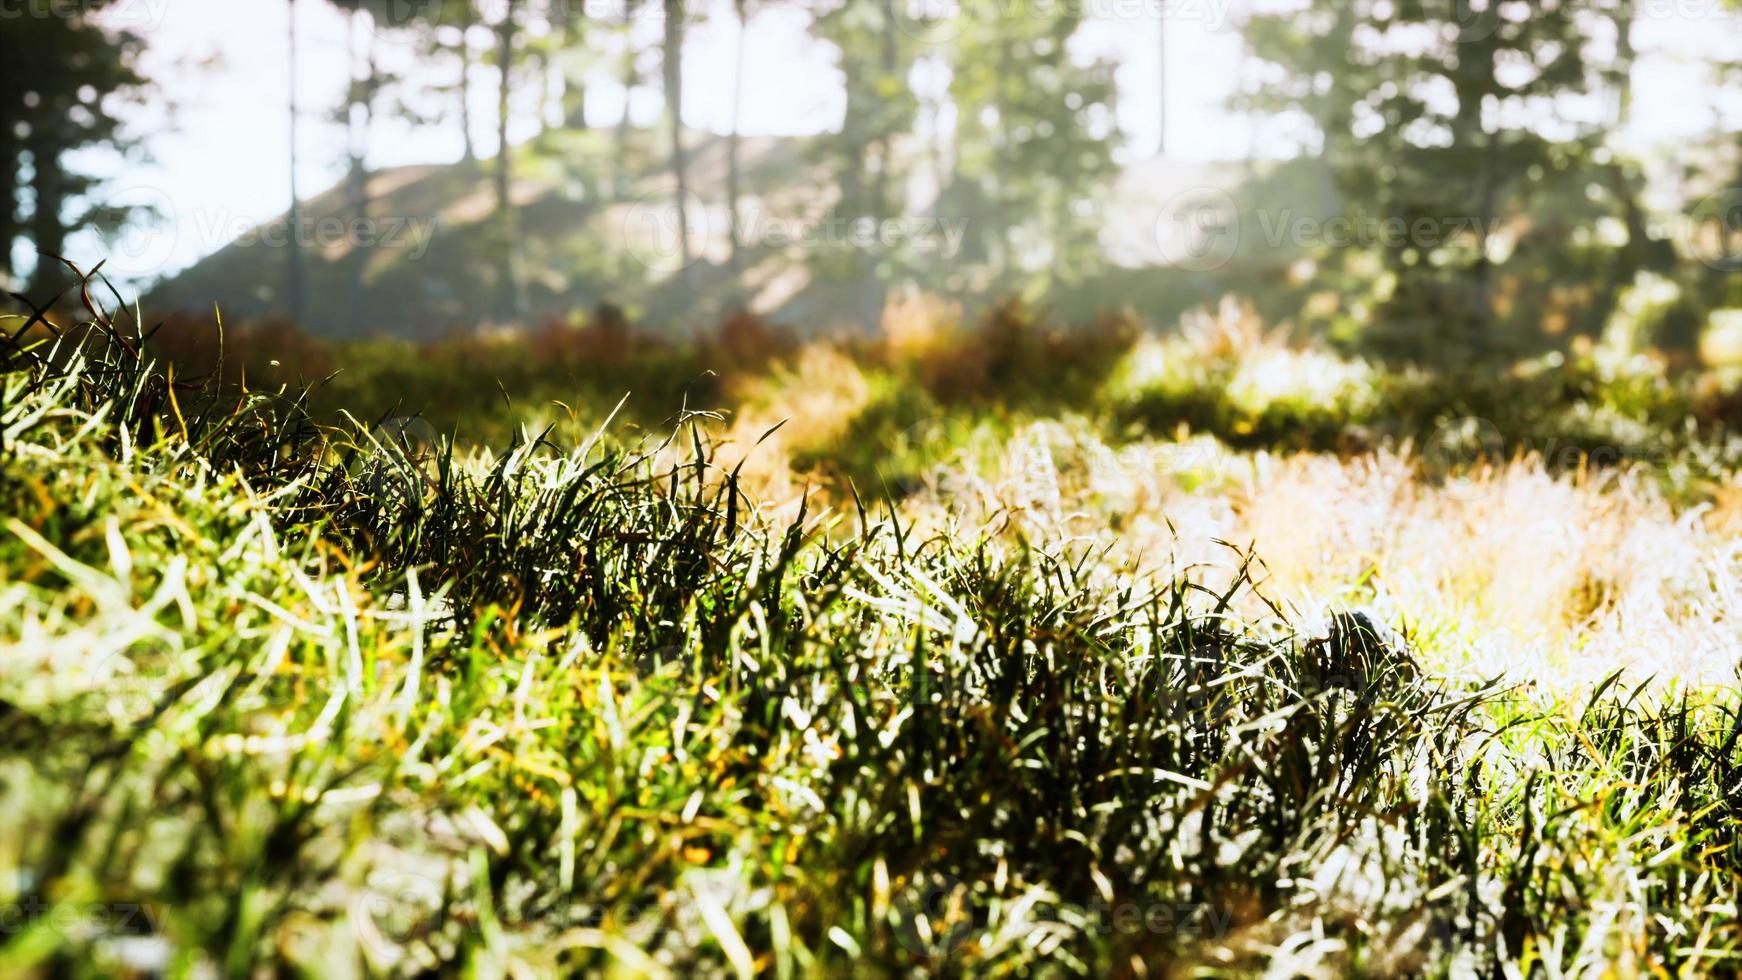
458 1 477 164
1317 5 1358 165
727 0 748 269
1614 0 1635 129
0 98 19 285
835 32 866 231
27 124 67 298
870 0 897 222
287 0 307 325
859 0 900 332
533 48 553 136
993 34 1013 280
1610 0 1652 271
1451 26 1501 348
561 4 588 131
614 0 641 197
1155 11 1166 157
662 0 691 272
345 9 379 326
497 0 525 318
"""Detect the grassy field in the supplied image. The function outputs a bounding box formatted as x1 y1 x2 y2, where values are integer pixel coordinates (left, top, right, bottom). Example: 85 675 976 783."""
4 283 1742 976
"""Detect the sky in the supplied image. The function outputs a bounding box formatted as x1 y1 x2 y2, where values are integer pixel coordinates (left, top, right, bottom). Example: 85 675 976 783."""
73 0 1742 283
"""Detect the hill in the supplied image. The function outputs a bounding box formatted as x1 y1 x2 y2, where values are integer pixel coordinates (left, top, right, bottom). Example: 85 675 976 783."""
148 129 1263 337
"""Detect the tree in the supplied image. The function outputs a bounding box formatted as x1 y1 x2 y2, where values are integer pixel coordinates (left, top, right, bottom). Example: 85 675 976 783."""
727 0 754 270
1156 10 1167 157
496 0 527 317
457 1 480 163
1241 0 1634 360
553 0 589 131
392 0 481 164
0 3 148 299
942 3 1118 293
810 0 918 329
287 0 307 324
613 0 647 197
330 0 395 324
0 111 16 287
661 0 692 272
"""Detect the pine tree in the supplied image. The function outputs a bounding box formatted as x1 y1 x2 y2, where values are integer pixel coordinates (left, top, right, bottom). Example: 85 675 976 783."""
810 0 918 329
943 3 1118 293
727 0 755 271
497 0 527 317
0 3 148 299
1242 0 1634 360
661 0 692 273
287 0 308 325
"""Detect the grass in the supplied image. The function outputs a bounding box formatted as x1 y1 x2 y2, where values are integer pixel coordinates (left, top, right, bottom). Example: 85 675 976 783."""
3 276 1742 975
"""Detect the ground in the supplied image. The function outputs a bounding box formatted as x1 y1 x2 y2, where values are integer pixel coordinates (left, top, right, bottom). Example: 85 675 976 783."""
3 293 1741 976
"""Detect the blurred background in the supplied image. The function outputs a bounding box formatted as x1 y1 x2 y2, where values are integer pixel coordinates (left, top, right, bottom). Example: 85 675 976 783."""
2 0 1740 395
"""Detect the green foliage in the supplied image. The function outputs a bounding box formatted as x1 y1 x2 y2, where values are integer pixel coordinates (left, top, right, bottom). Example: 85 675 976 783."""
1237 0 1693 363
1107 326 1704 467
938 3 1120 293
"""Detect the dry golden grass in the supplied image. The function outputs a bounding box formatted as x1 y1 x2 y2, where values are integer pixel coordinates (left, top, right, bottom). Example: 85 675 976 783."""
714 343 881 501
892 420 1742 694
658 306 1737 698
